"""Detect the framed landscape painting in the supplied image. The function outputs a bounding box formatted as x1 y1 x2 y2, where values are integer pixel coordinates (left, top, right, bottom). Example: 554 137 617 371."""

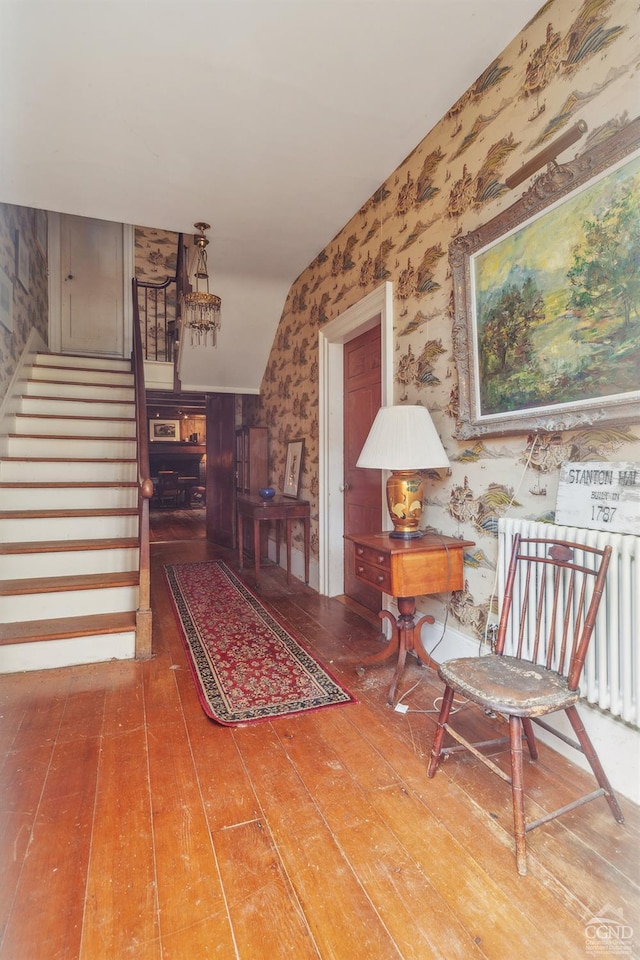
450 119 640 438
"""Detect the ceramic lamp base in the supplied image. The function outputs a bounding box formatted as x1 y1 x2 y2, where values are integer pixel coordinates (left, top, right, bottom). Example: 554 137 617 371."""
386 470 425 538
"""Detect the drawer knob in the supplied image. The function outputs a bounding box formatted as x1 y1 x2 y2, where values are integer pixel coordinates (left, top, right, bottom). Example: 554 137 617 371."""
356 547 364 556
376 574 385 583
376 554 384 564
356 565 364 575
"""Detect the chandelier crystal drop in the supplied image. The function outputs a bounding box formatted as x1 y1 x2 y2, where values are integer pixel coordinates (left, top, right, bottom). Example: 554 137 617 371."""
181 222 222 347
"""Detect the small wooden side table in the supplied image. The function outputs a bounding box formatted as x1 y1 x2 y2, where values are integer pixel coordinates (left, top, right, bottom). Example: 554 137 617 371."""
345 531 475 705
237 495 310 588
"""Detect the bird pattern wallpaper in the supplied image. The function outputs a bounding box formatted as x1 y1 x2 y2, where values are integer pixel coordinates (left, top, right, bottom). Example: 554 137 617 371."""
256 0 640 639
0 205 48 398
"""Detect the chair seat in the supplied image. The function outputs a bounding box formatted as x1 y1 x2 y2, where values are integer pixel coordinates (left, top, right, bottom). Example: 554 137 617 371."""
438 655 579 717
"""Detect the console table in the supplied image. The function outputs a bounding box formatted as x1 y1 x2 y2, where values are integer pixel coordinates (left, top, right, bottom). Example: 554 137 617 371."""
237 495 310 588
345 531 474 705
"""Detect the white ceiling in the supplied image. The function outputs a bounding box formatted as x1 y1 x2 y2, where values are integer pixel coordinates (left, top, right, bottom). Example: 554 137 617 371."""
0 0 543 392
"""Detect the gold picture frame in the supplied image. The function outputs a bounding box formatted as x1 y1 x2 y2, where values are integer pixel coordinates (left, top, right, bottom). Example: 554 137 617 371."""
283 439 303 498
451 118 640 439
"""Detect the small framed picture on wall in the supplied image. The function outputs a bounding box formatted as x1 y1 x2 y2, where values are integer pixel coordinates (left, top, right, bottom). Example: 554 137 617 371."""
283 439 304 498
149 419 181 442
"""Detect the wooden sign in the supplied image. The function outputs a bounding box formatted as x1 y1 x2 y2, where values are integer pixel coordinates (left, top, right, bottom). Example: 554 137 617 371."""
555 461 640 536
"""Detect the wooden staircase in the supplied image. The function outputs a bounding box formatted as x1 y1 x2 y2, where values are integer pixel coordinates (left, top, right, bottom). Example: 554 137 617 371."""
0 353 141 672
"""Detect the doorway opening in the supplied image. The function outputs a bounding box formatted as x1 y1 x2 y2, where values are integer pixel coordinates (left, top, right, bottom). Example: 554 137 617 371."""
147 392 208 542
318 281 394 597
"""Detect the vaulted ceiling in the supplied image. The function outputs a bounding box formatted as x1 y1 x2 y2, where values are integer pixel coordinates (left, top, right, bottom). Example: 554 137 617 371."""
0 0 543 393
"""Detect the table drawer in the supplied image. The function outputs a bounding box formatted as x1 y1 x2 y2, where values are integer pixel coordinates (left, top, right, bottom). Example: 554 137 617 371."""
353 543 389 569
353 544 391 592
354 560 392 592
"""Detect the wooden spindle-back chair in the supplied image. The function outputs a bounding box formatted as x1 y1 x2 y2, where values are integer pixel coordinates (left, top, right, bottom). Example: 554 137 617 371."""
427 534 624 875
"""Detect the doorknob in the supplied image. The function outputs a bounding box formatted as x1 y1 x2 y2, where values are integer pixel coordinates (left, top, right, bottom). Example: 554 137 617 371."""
339 482 350 492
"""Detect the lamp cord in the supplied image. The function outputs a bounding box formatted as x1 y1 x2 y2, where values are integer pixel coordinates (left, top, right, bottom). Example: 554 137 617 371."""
394 433 539 714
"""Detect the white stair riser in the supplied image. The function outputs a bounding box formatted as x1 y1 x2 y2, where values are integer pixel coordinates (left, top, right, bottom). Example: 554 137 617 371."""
18 397 135 418
3 436 137 458
6 415 136 438
0 460 137 482
0 546 139 579
0 632 136 673
0 584 139 622
0 487 138 509
34 354 132 373
15 397 136 420
22 381 134 401
27 365 134 386
0 514 139 542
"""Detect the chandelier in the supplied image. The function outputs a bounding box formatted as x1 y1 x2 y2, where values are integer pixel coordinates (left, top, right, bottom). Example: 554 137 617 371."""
181 222 222 347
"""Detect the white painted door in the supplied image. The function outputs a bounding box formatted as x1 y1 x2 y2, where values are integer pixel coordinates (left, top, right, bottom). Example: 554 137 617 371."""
58 214 126 357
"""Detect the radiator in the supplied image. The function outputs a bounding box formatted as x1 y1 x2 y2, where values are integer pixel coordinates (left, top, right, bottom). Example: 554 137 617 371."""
497 518 639 728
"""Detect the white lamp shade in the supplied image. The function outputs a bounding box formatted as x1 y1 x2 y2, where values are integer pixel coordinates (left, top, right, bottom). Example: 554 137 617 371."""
356 404 449 470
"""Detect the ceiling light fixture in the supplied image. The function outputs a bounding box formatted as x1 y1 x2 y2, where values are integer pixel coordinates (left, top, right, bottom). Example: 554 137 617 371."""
181 222 222 347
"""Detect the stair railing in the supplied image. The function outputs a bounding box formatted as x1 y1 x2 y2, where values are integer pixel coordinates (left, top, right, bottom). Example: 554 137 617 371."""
131 277 153 658
131 234 190 656
136 232 189 362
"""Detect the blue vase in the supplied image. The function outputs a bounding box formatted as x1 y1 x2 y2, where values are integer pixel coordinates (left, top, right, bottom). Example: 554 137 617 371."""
259 487 276 500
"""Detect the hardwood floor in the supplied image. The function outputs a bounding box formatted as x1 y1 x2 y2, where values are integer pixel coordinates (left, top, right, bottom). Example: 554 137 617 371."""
149 504 206 542
1 518 638 959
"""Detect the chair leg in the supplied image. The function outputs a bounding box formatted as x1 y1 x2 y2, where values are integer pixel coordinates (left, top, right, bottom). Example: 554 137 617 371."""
509 716 528 876
565 706 624 824
427 685 454 778
522 717 538 760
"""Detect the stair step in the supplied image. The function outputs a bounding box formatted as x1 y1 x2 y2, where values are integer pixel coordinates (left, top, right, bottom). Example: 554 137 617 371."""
34 353 132 374
0 509 139 542
27 364 134 386
0 536 139 554
0 575 139 620
7 414 136 438
0 537 139 577
0 458 137 482
0 507 139 519
0 570 139 596
21 380 134 401
0 482 138 510
18 395 135 418
0 611 137 672
0 610 137 645
2 435 137 458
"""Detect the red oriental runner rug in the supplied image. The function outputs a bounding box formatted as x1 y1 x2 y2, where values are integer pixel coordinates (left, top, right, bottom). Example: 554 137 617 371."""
165 560 356 725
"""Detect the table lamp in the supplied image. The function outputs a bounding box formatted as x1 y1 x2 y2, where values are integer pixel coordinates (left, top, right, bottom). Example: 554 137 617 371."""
356 404 449 539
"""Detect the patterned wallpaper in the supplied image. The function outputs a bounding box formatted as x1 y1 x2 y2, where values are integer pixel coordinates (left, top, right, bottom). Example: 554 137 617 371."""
134 226 179 362
0 205 49 398
258 0 640 638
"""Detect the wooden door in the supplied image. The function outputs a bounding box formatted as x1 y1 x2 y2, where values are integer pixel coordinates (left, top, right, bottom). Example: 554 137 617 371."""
206 393 236 548
59 214 125 356
343 325 382 612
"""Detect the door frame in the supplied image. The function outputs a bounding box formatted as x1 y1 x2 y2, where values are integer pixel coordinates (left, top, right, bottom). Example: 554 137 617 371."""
318 281 394 597
47 213 134 357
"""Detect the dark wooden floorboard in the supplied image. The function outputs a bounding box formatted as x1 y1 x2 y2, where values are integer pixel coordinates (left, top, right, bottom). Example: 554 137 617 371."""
0 512 637 959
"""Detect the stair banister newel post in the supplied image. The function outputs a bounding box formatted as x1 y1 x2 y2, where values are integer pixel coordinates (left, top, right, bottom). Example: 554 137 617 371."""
132 277 153 658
